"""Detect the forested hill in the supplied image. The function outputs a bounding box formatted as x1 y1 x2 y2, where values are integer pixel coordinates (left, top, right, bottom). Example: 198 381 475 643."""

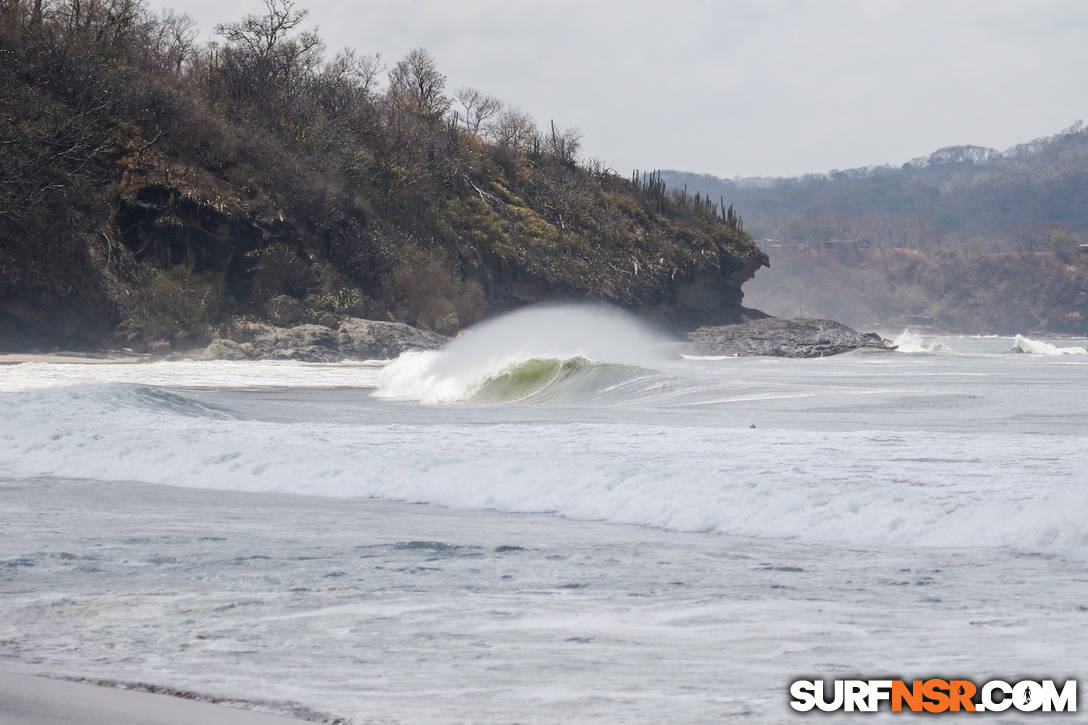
661 123 1088 249
0 0 763 352
660 125 1088 334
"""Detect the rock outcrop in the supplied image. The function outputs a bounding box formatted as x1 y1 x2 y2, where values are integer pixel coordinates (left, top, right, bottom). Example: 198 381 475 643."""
197 317 447 362
193 315 892 362
684 317 895 358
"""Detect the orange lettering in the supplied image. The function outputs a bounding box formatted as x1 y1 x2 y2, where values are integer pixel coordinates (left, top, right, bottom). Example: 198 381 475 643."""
892 680 924 712
948 680 977 712
922 679 951 713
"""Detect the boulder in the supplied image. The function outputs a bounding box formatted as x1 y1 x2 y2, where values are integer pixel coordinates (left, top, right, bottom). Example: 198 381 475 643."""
335 318 448 360
250 324 340 362
684 317 895 358
201 317 448 361
199 339 253 361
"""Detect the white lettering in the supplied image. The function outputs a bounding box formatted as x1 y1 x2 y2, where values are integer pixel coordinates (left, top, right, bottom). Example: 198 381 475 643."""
789 680 817 712
1040 680 1077 712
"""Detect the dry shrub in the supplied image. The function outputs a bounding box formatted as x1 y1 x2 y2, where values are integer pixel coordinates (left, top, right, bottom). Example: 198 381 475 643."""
382 245 486 334
306 287 367 317
122 266 224 341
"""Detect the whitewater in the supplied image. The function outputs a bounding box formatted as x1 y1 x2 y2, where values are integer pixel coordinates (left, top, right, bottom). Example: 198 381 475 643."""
1 308 1087 723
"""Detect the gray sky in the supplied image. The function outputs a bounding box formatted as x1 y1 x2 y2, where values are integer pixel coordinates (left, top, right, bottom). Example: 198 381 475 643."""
154 0 1088 178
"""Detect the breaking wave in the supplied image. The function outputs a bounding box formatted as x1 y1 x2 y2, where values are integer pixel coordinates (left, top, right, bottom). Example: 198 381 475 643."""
376 304 669 403
1011 334 1087 356
892 329 948 353
468 357 652 403
2 383 1087 559
0 383 233 418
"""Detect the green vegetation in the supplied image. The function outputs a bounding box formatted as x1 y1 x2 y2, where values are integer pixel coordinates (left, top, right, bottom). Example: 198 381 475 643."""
0 0 762 350
632 170 742 229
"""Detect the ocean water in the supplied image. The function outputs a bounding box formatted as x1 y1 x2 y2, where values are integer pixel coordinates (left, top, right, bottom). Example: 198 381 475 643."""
1 308 1086 723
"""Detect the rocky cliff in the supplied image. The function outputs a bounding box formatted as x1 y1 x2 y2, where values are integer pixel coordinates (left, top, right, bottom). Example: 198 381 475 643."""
0 1 765 352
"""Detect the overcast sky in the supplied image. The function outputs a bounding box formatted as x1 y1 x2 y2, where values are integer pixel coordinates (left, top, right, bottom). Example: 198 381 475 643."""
152 0 1088 178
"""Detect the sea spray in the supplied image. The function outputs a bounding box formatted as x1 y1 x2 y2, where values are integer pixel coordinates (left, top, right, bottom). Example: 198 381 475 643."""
1011 334 1088 356
376 304 671 403
892 329 948 353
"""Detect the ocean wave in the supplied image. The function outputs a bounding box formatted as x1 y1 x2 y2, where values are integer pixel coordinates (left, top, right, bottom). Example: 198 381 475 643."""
375 304 669 403
378 351 657 404
470 357 652 403
0 383 233 419
1011 334 1088 356
2 384 1086 559
892 329 949 353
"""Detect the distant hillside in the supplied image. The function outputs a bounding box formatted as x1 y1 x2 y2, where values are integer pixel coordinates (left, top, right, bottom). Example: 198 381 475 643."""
0 0 763 352
661 124 1088 333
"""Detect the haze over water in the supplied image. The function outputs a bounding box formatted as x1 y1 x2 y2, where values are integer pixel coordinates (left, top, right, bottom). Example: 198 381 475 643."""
2 307 1086 722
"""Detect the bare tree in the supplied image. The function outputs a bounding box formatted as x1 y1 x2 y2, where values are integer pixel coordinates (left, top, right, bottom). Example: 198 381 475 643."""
453 87 501 134
156 9 197 74
488 107 537 151
340 49 382 94
387 48 448 118
313 48 381 116
214 0 322 101
215 0 307 63
46 0 151 50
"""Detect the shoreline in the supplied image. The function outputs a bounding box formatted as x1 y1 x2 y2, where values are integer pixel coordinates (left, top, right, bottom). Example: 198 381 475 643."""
0 671 323 724
0 352 148 365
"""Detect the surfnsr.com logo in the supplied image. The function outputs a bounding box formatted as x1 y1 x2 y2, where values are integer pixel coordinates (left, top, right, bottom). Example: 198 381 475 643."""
789 679 1077 713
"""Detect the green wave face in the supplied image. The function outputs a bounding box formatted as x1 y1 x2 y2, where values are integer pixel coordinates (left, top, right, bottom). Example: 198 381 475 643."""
468 357 649 403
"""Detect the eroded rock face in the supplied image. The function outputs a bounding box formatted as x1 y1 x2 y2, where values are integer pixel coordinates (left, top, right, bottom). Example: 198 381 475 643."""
251 324 338 361
684 317 895 358
198 339 252 361
265 295 304 327
334 318 448 360
199 317 448 362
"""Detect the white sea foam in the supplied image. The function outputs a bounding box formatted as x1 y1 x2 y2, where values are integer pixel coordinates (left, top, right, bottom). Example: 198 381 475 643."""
3 317 1086 725
3 316 1087 558
1011 334 1088 356
376 304 669 403
0 359 385 392
892 329 948 353
3 383 1086 558
679 354 738 361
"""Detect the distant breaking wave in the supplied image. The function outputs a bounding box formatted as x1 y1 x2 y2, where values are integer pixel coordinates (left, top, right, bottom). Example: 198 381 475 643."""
469 357 653 404
892 329 949 353
379 352 654 404
376 304 670 403
1011 334 1087 356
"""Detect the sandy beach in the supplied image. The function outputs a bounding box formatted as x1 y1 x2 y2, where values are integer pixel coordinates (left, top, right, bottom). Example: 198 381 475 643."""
0 671 312 725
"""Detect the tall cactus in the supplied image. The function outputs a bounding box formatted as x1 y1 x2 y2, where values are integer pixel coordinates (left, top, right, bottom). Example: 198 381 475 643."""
631 169 668 213
631 171 744 229
724 202 743 231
